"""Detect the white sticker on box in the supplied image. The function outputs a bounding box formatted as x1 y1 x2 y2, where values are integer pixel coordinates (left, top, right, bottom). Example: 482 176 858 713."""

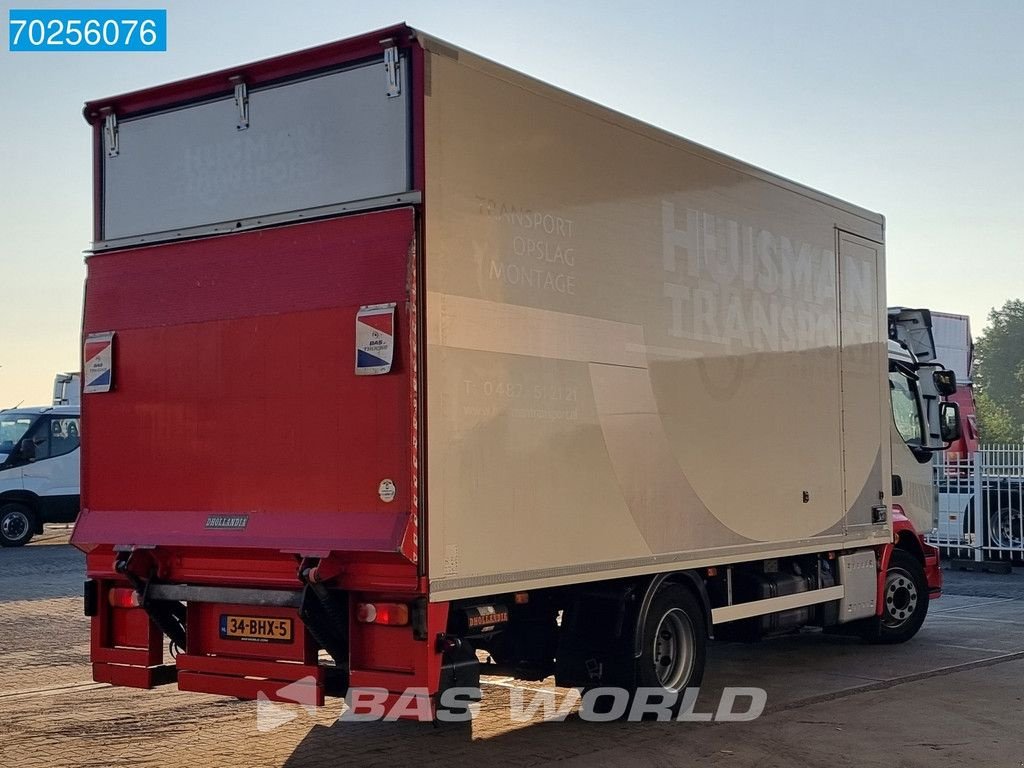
83 331 115 393
378 479 396 503
355 303 396 375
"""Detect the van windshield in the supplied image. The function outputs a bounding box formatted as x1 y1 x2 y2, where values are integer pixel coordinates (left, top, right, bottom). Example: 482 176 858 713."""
0 412 37 454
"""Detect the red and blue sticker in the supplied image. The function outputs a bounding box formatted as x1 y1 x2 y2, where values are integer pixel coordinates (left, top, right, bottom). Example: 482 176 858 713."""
355 304 396 375
83 331 115 393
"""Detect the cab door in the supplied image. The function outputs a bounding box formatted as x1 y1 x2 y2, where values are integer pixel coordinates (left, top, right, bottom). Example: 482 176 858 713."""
0 453 24 494
0 412 33 494
22 415 81 522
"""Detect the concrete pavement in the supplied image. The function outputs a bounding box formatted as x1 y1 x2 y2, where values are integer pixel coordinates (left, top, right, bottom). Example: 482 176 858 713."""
2 532 1022 767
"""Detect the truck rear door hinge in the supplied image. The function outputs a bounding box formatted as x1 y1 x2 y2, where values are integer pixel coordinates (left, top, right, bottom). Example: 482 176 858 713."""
101 109 119 158
230 75 249 131
383 43 401 98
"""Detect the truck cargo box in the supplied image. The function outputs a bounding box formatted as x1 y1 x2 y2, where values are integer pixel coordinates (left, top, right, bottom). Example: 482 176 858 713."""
421 32 890 598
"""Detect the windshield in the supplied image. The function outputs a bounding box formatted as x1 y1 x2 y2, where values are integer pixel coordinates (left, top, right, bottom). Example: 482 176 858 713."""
889 370 924 446
0 412 38 454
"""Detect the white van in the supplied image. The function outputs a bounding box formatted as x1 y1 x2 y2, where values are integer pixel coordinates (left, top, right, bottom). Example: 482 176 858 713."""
0 406 80 546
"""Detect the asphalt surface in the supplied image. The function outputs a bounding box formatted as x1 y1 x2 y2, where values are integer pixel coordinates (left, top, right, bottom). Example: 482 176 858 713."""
2 529 1023 767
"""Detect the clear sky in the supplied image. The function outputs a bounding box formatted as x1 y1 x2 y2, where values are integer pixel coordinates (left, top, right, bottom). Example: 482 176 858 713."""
1 0 1022 404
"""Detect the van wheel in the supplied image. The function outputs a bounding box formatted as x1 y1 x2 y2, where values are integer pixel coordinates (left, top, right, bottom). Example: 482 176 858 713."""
861 549 928 644
0 503 35 547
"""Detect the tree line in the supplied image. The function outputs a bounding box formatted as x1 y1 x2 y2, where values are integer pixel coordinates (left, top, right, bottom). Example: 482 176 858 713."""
974 299 1024 443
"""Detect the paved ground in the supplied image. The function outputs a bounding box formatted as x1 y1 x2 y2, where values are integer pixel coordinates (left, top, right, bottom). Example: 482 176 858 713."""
2 529 1023 767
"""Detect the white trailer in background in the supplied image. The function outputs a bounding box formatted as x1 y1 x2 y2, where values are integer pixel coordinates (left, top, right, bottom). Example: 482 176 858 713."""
931 312 972 385
53 373 81 407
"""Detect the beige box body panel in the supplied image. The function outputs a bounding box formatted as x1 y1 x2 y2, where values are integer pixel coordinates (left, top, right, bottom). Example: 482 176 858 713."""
421 42 891 600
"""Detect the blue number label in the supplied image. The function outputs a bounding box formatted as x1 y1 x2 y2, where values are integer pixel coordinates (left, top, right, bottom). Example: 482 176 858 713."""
9 9 167 52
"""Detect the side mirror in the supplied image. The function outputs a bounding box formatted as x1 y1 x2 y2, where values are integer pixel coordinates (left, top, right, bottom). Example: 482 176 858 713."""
932 369 958 397
939 402 962 443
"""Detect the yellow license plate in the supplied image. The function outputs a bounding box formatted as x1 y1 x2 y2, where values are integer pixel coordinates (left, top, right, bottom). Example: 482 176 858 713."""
219 614 293 643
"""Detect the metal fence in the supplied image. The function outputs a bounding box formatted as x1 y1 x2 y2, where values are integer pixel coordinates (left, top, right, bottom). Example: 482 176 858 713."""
929 445 1024 562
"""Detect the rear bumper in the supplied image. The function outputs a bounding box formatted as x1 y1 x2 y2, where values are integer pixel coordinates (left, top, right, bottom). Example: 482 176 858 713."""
82 551 447 714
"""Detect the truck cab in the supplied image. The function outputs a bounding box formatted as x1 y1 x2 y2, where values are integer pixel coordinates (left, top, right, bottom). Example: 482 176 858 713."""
887 308 961 557
0 405 81 546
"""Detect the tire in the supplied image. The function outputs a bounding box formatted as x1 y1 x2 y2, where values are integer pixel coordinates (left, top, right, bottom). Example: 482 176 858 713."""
635 585 707 694
963 492 1024 554
0 502 35 547
581 584 708 719
861 549 929 644
985 501 1023 551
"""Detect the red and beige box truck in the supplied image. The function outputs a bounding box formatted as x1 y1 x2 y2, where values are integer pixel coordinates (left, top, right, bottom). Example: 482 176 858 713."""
73 24 959 716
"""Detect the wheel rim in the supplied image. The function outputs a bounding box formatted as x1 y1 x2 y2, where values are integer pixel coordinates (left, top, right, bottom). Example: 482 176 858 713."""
882 568 919 629
1 509 29 541
988 508 1023 549
652 608 695 691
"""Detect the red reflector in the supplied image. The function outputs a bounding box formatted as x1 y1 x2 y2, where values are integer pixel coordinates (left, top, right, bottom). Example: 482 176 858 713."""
356 602 410 626
108 587 140 608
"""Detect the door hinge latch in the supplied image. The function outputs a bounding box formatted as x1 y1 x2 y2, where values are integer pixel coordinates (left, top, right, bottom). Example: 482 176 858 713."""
101 108 119 158
383 43 401 98
230 75 249 131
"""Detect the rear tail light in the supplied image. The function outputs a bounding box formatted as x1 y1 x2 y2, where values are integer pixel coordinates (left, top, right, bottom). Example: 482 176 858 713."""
356 602 410 626
108 587 141 608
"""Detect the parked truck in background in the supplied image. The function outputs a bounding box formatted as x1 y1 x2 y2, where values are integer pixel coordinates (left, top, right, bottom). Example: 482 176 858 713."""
929 312 978 460
925 311 1024 555
53 372 81 407
73 25 961 718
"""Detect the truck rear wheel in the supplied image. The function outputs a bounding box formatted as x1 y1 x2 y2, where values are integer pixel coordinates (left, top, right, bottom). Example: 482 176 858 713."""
638 585 705 691
862 549 928 644
632 584 707 716
0 503 35 547
579 584 706 720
